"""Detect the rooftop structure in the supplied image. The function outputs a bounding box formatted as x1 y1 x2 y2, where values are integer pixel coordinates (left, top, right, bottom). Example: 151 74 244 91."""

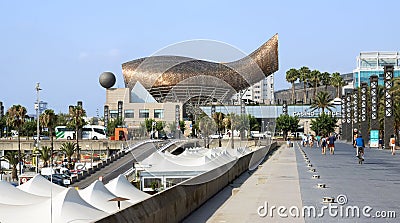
353 51 400 87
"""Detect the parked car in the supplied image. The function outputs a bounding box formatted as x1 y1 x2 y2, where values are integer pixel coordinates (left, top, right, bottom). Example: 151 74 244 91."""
43 174 71 187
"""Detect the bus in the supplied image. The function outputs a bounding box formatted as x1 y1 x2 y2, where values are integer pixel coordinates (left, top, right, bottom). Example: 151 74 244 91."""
55 125 107 140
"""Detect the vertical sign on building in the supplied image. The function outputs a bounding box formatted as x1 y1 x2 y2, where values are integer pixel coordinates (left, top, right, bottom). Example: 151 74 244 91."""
117 101 123 120
360 82 368 139
384 65 394 149
346 92 352 142
0 101 3 138
282 100 288 115
352 89 359 130
104 105 109 128
370 75 379 148
341 95 346 138
175 105 180 131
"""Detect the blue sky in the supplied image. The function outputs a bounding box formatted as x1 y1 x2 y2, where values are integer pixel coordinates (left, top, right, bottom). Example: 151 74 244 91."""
1 0 399 116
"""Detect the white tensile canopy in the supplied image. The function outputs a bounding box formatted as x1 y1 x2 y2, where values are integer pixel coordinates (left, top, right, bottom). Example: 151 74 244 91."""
105 175 151 204
79 180 131 213
0 187 107 223
0 174 151 222
0 180 48 205
17 174 66 197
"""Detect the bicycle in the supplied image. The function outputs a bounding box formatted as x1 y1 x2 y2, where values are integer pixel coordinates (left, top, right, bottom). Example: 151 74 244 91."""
357 146 364 164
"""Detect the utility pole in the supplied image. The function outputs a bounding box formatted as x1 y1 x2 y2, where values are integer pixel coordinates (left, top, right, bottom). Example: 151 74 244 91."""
35 83 42 174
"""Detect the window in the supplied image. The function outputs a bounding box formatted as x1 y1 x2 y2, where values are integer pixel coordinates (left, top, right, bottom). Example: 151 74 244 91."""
110 110 118 119
124 110 134 118
93 128 105 135
154 109 164 119
139 109 149 118
143 178 162 189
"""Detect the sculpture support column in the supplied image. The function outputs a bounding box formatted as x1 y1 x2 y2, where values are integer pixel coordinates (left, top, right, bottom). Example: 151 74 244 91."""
346 92 352 142
384 66 394 149
341 95 346 140
370 75 379 148
360 82 368 141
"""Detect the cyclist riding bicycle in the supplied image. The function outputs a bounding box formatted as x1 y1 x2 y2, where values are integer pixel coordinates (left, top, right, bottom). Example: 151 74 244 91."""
354 134 365 164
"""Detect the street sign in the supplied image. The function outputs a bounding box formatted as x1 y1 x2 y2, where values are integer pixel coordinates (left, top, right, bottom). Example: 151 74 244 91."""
370 130 379 148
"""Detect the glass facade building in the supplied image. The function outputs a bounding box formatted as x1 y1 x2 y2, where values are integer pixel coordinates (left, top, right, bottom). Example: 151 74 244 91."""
353 52 400 87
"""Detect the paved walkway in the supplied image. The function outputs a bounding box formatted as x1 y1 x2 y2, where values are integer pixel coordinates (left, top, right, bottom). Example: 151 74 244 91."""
295 141 400 222
185 141 400 223
184 144 304 223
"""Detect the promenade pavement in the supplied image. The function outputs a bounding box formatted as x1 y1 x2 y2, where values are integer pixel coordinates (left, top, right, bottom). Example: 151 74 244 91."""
185 141 400 222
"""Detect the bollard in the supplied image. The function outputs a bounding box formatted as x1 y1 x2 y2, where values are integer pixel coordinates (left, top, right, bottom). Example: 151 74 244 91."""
317 183 326 188
323 197 335 203
312 175 320 179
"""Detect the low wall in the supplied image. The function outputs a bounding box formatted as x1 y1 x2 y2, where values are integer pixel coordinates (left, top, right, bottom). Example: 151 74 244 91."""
96 142 278 223
0 139 135 152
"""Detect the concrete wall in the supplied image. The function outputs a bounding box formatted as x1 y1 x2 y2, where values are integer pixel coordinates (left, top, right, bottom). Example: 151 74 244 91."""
0 139 133 152
96 142 278 223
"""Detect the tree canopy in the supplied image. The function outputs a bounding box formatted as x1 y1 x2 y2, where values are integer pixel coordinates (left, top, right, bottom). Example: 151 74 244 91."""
276 114 299 140
310 113 338 136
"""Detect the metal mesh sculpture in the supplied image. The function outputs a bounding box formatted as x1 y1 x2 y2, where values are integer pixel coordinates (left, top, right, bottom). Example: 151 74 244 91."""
122 34 279 104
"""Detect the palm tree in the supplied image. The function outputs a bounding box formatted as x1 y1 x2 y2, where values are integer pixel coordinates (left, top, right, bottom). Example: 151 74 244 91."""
212 112 225 147
40 109 57 166
298 66 311 104
212 112 225 133
286 68 299 104
331 72 344 98
309 69 321 101
320 72 331 91
310 91 335 114
34 146 52 168
68 106 86 162
4 151 19 180
60 142 76 169
6 105 27 175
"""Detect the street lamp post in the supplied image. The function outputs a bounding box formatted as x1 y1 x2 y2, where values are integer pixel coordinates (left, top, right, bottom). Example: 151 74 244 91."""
35 83 42 174
0 156 4 180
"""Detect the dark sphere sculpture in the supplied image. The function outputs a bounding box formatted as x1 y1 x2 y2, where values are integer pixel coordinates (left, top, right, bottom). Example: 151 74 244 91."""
99 72 116 89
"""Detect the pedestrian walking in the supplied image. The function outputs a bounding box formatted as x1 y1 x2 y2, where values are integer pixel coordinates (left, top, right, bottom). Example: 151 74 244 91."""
390 134 396 155
316 135 321 147
302 134 308 147
321 135 327 155
328 133 336 155
308 134 314 147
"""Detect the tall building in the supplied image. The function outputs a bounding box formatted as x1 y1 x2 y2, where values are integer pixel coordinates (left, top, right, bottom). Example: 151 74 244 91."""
234 75 275 104
353 52 400 87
